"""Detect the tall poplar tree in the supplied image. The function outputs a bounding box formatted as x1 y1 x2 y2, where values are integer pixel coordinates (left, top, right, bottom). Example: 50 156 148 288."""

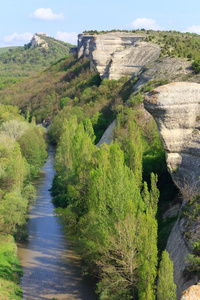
157 250 177 300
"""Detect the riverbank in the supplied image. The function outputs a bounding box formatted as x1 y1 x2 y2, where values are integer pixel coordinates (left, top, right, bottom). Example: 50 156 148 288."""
0 235 22 299
18 145 97 300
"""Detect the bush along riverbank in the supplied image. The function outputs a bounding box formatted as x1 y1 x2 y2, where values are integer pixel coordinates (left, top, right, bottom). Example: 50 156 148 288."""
0 104 48 299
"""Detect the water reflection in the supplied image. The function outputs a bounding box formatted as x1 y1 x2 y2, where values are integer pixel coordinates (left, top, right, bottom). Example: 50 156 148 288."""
18 146 97 300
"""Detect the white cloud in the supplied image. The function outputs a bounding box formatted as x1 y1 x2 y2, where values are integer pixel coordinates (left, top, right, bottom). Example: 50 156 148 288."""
56 31 78 45
185 25 200 34
131 18 162 30
3 32 33 46
29 8 64 21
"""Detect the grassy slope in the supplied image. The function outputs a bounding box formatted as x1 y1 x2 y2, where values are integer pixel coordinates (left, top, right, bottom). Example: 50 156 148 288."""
0 46 18 54
0 235 22 299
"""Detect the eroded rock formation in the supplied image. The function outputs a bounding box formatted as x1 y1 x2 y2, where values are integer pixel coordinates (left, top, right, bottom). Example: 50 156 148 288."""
31 33 48 48
144 82 200 188
180 284 200 300
144 82 200 298
78 32 160 80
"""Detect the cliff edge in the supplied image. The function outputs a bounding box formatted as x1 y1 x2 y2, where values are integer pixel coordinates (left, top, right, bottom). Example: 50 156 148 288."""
78 32 160 80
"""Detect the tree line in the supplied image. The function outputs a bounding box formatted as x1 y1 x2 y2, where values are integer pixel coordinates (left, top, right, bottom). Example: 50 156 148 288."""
49 113 177 299
0 104 48 299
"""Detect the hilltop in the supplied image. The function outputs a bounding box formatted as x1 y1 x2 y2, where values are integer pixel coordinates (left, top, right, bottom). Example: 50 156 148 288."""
0 33 73 81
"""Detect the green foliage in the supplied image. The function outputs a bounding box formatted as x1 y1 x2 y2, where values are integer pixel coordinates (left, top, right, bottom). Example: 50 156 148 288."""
0 235 22 299
157 250 177 300
18 127 47 177
192 59 200 74
0 119 30 141
0 140 26 192
0 36 72 80
52 109 161 298
0 46 18 54
0 191 28 234
0 104 48 298
0 104 23 124
137 174 159 300
140 79 170 93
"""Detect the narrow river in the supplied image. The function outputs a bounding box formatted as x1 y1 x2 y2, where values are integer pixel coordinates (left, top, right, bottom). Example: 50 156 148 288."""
18 145 97 300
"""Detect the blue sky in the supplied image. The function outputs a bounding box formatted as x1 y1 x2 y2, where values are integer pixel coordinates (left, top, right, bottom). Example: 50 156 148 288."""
1 0 200 47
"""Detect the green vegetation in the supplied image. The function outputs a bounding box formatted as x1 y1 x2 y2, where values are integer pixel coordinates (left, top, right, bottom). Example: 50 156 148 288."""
0 104 48 298
0 35 73 81
0 33 185 297
0 235 22 299
157 250 177 300
192 59 200 73
0 46 18 54
41 54 178 298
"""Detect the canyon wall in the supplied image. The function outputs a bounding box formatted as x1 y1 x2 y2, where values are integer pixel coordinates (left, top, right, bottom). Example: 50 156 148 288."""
144 82 200 188
144 82 200 298
78 32 160 80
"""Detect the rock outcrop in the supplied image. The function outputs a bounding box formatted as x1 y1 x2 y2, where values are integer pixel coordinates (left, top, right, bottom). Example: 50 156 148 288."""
144 82 200 298
31 33 48 48
144 82 200 188
78 32 161 80
180 284 200 300
96 119 117 148
166 218 199 298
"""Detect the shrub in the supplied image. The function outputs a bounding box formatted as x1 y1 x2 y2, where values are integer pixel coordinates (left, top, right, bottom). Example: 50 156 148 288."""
192 59 200 74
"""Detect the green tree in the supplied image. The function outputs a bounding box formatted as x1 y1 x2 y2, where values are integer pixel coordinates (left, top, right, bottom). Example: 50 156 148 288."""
157 250 177 300
137 175 159 300
137 208 158 300
0 191 28 234
18 127 47 177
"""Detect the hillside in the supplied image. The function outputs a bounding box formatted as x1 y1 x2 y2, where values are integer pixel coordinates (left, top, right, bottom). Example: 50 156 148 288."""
0 34 73 81
1 29 200 298
0 46 18 54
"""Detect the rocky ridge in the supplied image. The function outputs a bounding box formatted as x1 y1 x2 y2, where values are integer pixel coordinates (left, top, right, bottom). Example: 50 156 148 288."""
78 32 161 80
31 33 49 48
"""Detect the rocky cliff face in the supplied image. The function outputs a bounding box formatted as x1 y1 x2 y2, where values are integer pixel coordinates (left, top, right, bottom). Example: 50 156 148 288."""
31 33 48 48
180 284 200 300
144 82 200 298
78 32 161 80
144 82 200 188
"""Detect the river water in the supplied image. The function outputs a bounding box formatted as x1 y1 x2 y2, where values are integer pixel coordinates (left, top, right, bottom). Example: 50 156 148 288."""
18 146 97 300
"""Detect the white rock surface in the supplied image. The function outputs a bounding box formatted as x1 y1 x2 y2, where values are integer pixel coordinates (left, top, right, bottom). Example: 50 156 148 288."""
180 284 200 300
96 119 117 148
144 82 200 298
31 33 48 48
166 218 198 298
144 82 200 188
78 32 160 80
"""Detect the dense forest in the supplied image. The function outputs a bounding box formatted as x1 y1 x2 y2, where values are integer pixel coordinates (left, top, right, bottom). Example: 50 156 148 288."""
1 29 200 299
0 104 47 299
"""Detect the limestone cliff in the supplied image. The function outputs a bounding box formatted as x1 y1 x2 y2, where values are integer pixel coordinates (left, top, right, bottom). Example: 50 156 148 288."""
144 82 200 188
144 82 200 298
78 32 160 80
31 33 48 48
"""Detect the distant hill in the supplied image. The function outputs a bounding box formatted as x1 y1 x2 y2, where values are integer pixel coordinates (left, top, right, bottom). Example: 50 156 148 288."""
0 46 18 54
0 34 73 81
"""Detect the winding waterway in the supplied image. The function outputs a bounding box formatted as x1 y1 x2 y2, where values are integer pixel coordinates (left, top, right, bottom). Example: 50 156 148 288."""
18 146 97 300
